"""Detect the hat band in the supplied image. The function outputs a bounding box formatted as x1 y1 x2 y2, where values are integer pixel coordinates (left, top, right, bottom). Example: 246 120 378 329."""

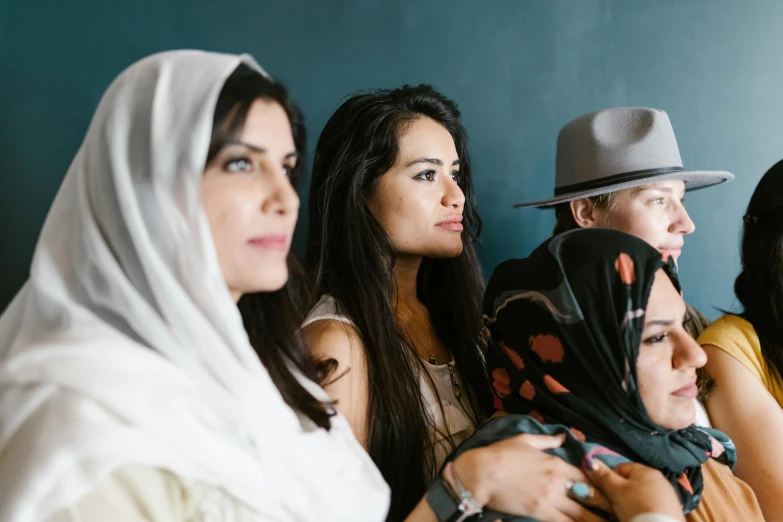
553 167 685 196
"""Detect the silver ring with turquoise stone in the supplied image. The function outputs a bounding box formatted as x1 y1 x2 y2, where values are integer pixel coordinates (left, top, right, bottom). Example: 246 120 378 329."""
565 479 594 502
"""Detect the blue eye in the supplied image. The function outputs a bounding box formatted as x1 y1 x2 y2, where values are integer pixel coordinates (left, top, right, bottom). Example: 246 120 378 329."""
223 157 253 173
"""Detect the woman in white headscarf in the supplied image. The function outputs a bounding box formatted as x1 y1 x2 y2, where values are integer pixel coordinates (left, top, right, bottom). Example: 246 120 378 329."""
0 50 390 522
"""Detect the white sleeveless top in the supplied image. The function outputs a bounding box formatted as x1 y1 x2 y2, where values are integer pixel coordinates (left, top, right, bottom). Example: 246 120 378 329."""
303 295 476 479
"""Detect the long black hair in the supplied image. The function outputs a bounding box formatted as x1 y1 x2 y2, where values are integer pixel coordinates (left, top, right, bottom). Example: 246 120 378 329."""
208 63 333 430
306 84 492 520
734 159 783 385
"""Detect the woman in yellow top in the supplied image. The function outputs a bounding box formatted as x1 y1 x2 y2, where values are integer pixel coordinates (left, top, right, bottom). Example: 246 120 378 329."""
698 158 783 522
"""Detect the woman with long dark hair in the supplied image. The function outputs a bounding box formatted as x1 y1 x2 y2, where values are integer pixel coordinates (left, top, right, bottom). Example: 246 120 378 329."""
304 85 617 521
699 159 783 521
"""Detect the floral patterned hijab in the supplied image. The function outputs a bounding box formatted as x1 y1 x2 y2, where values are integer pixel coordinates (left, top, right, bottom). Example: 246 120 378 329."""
467 228 734 517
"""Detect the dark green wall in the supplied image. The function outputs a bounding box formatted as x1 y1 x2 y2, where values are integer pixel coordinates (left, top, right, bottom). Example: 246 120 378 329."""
3 0 782 317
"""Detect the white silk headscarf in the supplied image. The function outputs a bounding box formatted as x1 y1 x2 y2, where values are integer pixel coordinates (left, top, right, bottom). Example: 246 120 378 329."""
0 50 389 522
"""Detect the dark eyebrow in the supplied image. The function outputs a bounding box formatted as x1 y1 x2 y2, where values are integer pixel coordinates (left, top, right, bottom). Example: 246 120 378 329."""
406 157 442 168
405 157 461 168
224 140 298 161
225 139 266 154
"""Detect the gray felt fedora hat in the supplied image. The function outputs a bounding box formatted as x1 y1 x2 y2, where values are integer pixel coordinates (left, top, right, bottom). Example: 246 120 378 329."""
514 107 734 208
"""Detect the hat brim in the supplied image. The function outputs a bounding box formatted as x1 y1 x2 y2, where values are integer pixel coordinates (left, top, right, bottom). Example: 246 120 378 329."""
512 170 735 209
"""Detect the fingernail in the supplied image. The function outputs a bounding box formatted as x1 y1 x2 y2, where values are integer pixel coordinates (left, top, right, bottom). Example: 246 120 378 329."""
584 456 600 472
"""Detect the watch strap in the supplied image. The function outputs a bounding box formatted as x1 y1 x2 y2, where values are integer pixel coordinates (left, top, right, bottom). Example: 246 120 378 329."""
426 476 481 522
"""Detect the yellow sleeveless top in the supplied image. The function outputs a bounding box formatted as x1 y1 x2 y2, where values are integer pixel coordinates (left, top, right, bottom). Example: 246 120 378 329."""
697 314 783 406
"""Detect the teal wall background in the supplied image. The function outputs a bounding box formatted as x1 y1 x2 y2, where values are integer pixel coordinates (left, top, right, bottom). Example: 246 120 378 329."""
2 0 782 317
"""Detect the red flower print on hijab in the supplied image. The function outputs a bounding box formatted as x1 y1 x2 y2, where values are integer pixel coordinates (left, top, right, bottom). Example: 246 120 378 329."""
615 252 636 285
677 473 694 494
491 368 511 398
500 341 525 369
708 437 725 458
529 334 564 363
544 374 569 394
519 380 536 400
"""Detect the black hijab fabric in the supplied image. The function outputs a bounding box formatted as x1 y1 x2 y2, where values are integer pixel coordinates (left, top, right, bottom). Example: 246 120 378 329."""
450 229 734 519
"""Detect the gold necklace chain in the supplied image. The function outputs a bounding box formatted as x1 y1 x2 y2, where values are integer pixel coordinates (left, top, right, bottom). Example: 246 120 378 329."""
399 309 463 403
425 320 436 365
423 318 462 402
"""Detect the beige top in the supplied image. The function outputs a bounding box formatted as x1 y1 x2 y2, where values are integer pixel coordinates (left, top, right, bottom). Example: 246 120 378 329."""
303 295 475 479
45 466 260 522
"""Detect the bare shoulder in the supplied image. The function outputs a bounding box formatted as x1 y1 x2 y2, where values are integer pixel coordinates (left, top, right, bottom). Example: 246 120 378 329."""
303 319 369 392
302 319 371 446
303 319 366 365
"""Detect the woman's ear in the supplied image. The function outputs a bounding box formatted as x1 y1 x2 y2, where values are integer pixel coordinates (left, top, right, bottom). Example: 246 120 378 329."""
570 199 602 228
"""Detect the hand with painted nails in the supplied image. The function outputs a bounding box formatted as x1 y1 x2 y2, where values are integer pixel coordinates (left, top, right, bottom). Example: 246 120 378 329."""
450 433 612 522
585 458 685 522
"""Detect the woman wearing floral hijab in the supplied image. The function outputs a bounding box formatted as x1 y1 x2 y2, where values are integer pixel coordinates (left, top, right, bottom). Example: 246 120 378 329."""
451 228 762 521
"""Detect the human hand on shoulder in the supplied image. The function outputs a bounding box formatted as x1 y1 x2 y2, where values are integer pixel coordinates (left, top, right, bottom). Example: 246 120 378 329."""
450 433 611 522
586 459 685 522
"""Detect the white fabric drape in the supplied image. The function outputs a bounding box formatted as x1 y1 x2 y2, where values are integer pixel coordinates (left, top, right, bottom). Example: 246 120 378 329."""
0 50 389 522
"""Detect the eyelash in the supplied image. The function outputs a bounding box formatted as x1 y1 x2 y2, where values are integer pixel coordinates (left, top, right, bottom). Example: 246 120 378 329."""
414 170 463 183
644 333 669 344
223 156 254 173
222 156 296 178
648 196 686 206
644 318 690 344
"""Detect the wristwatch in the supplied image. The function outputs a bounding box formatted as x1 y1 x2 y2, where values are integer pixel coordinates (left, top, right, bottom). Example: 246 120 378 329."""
426 475 483 522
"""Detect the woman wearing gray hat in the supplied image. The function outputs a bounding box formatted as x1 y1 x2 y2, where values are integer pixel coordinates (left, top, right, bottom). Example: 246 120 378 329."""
514 106 732 292
513 107 733 426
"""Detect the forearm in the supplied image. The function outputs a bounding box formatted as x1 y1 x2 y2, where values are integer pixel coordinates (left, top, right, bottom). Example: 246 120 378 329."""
401 497 438 522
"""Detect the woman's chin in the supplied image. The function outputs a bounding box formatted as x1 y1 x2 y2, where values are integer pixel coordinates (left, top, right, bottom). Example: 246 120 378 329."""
422 244 464 259
241 271 290 295
652 407 696 431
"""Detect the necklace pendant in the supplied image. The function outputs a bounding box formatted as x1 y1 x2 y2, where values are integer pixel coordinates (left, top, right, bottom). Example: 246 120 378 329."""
452 381 463 400
448 363 463 400
429 355 438 365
